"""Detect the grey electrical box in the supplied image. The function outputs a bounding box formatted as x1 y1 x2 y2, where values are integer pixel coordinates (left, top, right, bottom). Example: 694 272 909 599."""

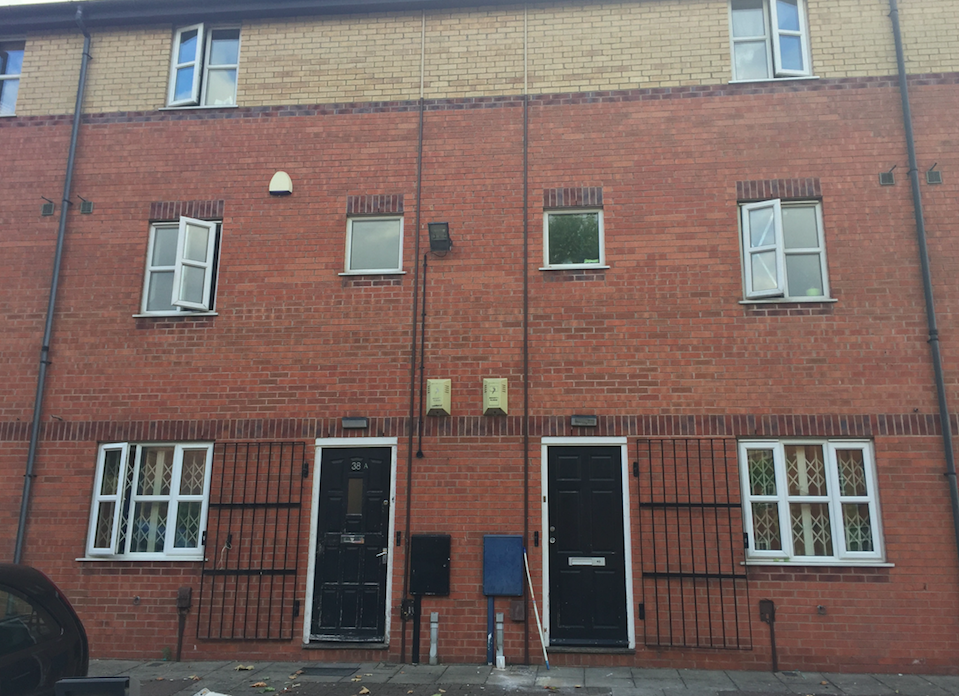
410 534 451 596
483 535 524 596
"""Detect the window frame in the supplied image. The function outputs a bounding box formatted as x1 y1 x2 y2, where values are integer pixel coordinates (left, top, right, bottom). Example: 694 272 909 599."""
343 215 405 275
167 23 240 108
739 199 829 301
141 216 221 316
739 440 885 565
542 208 606 270
0 39 25 117
86 442 214 561
729 0 811 82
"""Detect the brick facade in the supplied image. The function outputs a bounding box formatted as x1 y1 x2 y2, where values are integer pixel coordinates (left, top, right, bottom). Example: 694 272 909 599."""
3 0 959 677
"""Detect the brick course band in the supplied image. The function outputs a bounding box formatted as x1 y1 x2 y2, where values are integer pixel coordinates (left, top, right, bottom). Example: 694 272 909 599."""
0 413 952 442
347 194 404 215
149 200 225 221
4 73 958 128
544 186 603 208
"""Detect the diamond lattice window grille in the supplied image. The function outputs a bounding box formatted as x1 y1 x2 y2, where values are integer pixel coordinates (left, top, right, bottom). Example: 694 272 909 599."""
843 503 874 552
837 449 868 496
786 445 826 496
748 449 778 496
791 502 833 556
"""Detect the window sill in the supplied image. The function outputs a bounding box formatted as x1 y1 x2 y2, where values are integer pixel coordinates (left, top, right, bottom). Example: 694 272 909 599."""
133 312 218 318
159 104 239 111
729 75 820 85
540 265 610 271
76 555 204 562
338 271 406 276
0 113 17 118
744 560 893 568
739 297 836 305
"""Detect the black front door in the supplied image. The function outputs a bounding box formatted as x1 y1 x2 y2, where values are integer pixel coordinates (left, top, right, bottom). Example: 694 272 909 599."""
548 446 628 646
311 447 390 641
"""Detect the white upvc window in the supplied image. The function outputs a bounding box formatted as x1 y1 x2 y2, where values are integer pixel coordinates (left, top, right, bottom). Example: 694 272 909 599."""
87 443 213 560
730 0 811 81
740 199 828 300
142 216 220 314
344 216 404 274
543 209 605 269
0 40 25 116
740 440 884 564
167 24 240 107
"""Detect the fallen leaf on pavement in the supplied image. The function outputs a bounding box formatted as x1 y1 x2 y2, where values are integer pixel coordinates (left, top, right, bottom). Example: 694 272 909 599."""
359 688 371 695
821 682 828 686
251 682 268 688
263 688 275 693
236 665 255 671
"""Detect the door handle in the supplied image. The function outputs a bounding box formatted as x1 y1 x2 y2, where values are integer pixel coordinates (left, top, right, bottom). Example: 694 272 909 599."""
376 549 388 557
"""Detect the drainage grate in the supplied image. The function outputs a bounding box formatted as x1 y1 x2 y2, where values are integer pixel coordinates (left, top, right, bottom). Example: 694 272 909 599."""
298 666 360 677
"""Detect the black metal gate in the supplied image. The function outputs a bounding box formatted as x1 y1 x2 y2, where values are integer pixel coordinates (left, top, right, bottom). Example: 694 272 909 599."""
198 441 307 641
637 438 751 650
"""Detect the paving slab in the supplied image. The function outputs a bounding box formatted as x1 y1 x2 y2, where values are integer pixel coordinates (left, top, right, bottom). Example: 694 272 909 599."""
924 676 959 695
632 670 682 682
664 688 721 696
871 674 950 696
486 665 537 688
615 688 669 696
437 665 493 684
678 670 738 691
535 667 586 687
775 671 836 694
818 673 895 696
89 660 145 677
341 664 404 684
724 670 790 692
586 668 634 688
388 666 449 684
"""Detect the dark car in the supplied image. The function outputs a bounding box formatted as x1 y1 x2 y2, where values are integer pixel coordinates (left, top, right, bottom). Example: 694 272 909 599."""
0 564 89 696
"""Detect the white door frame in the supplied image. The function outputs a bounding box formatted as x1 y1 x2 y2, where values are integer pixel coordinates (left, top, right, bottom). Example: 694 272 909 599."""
540 436 635 649
304 437 398 645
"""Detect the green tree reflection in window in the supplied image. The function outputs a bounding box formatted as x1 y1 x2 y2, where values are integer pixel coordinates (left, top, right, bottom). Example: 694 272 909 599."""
547 212 601 266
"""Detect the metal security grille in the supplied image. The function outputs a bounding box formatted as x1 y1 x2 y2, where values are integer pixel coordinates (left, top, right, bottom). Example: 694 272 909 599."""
637 438 752 650
198 442 307 640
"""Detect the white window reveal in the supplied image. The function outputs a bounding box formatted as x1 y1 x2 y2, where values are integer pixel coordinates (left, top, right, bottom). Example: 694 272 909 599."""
740 441 884 564
168 24 240 107
0 41 25 116
740 199 828 300
87 443 213 560
730 0 810 81
345 217 404 274
543 209 605 269
142 216 220 314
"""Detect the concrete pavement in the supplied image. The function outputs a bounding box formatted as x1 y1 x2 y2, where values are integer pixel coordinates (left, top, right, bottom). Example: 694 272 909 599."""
85 660 959 696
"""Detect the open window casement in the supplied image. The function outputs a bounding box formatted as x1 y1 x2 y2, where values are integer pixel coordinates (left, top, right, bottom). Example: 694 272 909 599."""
168 24 205 106
87 443 130 556
742 198 785 298
769 0 809 76
172 216 218 311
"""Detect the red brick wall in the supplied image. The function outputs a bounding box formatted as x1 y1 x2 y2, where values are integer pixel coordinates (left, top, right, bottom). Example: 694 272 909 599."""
3 76 959 672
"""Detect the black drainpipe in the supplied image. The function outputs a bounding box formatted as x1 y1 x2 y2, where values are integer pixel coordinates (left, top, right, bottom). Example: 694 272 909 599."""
15 9 91 564
521 92 530 665
888 0 959 558
401 93 426 662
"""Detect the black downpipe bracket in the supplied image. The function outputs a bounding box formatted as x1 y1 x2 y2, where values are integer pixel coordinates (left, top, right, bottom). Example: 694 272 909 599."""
888 0 959 562
15 9 91 564
401 93 426 663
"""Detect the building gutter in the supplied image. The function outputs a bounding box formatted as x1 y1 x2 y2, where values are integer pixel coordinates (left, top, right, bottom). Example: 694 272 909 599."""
14 8 91 564
888 0 959 560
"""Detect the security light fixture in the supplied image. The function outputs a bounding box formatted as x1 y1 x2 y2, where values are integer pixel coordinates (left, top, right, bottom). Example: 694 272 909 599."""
342 416 369 429
77 196 94 214
927 163 942 185
428 222 452 252
41 197 55 217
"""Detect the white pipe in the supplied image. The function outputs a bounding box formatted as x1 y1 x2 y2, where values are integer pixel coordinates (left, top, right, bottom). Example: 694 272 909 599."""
495 612 505 669
429 611 439 665
523 548 549 669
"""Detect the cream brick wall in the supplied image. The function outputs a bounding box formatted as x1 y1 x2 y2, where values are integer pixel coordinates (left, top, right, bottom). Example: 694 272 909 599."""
9 0 959 117
808 0 896 78
83 26 170 113
239 13 423 104
15 33 83 116
529 0 729 91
